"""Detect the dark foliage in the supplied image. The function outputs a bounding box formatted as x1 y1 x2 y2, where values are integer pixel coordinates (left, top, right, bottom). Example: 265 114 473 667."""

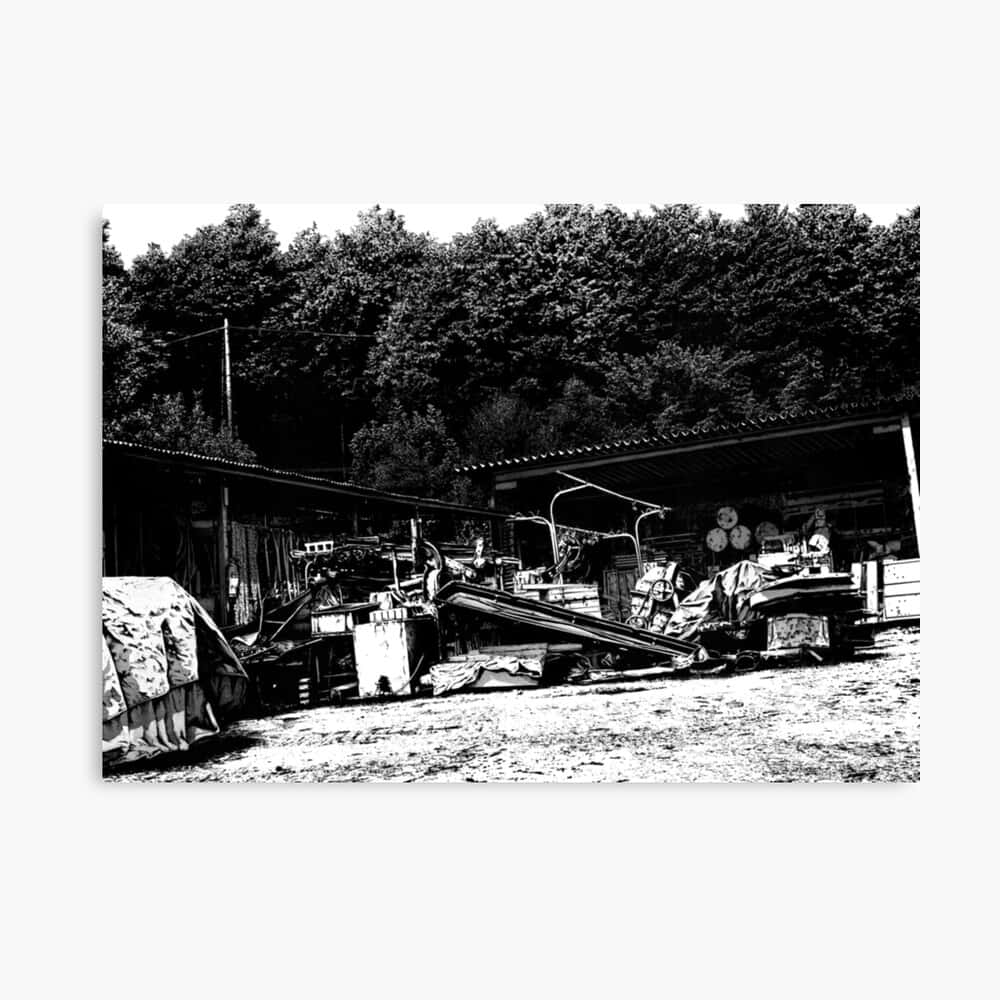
102 204 919 495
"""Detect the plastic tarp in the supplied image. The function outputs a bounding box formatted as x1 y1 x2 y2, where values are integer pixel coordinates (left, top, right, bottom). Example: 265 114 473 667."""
102 577 248 765
429 652 545 695
663 561 776 641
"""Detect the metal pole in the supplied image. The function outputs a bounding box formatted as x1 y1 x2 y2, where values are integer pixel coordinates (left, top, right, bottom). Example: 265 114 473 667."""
222 317 233 429
549 483 589 575
634 507 671 570
601 531 643 569
555 470 660 511
900 413 920 555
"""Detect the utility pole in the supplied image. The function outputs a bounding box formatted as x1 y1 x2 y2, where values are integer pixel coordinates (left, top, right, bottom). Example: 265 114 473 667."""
218 316 233 625
222 316 233 429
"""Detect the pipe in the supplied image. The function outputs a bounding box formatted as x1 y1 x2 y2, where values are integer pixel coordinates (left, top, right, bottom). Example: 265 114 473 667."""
600 531 643 570
549 483 589 575
633 506 672 570
509 516 648 572
555 470 661 511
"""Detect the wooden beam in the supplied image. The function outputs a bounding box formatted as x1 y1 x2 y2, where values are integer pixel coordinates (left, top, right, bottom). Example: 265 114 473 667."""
900 412 920 555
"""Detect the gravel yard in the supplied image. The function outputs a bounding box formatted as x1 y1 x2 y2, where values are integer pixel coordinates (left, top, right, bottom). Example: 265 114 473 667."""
107 626 920 783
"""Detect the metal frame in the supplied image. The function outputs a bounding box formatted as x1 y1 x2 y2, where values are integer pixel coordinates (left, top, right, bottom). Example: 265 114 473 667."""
633 506 671 570
508 515 643 578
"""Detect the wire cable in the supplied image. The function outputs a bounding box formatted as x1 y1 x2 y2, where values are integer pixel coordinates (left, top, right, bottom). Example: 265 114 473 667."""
159 324 377 348
230 325 377 340
159 325 227 345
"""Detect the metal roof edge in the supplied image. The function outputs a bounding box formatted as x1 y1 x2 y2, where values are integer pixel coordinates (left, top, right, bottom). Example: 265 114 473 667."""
451 390 919 474
103 438 508 519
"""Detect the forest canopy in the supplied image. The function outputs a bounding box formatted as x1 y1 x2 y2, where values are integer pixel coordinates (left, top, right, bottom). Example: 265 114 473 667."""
102 204 919 500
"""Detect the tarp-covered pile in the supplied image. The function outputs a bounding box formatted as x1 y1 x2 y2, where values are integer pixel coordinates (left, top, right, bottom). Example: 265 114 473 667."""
102 577 248 766
663 561 776 641
429 645 547 695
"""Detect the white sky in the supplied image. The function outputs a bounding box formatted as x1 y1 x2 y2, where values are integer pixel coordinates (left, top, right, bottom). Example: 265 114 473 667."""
104 203 916 266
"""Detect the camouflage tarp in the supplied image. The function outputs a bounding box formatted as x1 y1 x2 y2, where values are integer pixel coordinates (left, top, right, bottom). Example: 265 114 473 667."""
102 577 248 766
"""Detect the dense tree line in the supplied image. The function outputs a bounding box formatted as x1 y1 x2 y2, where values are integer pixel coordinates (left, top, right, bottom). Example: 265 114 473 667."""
102 204 919 498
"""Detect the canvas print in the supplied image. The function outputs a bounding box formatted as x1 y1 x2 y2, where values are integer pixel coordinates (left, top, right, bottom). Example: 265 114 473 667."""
101 203 920 782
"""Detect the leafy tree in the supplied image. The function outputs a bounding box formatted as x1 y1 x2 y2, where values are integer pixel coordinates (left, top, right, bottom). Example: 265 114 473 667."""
534 377 620 451
234 207 439 465
105 392 257 461
107 201 919 486
465 391 540 464
102 219 126 281
167 203 287 327
102 224 167 424
102 218 257 460
128 242 177 331
350 403 467 500
605 341 762 435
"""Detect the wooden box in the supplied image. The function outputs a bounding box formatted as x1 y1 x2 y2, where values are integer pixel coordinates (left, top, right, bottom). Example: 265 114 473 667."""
883 559 920 586
882 558 919 620
884 593 920 619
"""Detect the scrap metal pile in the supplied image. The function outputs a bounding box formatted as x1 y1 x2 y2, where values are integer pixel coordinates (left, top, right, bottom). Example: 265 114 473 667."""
222 525 704 708
217 475 878 708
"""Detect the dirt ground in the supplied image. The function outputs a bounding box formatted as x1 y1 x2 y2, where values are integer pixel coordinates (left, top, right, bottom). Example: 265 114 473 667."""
107 626 920 783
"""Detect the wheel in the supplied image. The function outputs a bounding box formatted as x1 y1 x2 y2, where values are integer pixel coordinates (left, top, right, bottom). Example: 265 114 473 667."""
649 578 675 602
625 615 648 629
730 524 753 551
706 527 729 552
717 506 739 529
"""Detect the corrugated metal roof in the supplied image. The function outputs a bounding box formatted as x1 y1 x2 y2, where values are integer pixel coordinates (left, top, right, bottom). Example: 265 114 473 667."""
456 390 919 474
104 438 507 519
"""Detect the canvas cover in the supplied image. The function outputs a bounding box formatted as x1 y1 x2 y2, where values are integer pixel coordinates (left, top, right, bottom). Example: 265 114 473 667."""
102 577 248 765
663 561 775 641
429 651 545 695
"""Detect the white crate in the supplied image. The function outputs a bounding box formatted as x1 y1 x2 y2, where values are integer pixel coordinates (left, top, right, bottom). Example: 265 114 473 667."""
353 620 429 697
304 539 337 555
884 594 920 619
883 558 920 586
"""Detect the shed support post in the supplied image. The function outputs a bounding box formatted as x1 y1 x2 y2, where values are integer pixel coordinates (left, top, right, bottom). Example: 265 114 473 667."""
900 413 920 555
217 480 229 626
111 500 119 575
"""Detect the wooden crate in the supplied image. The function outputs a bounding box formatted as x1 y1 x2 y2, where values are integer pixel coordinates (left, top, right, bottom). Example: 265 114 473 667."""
882 558 919 620
884 559 920 586
884 593 920 619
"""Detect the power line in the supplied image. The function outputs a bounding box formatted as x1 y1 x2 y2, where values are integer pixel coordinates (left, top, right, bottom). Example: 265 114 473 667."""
161 325 226 345
161 324 377 347
230 325 377 340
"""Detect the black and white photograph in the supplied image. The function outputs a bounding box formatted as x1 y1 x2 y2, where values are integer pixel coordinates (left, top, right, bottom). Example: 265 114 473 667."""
14 2 1000 995
100 202 920 783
